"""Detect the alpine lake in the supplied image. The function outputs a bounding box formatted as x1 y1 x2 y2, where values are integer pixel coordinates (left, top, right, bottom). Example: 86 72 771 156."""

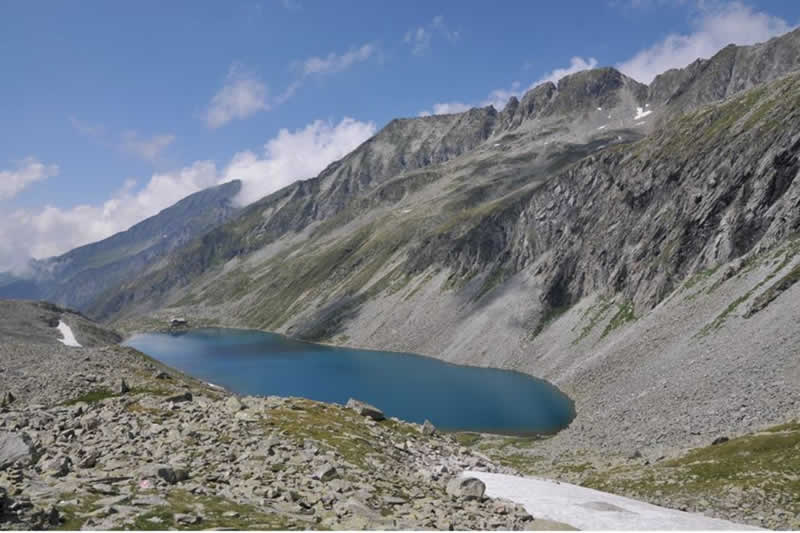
124 328 574 435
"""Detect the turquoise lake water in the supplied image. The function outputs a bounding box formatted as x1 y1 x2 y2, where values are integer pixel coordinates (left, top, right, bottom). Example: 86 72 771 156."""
124 328 575 435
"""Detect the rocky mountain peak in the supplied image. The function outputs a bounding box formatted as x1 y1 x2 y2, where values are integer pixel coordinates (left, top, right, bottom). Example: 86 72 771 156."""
552 67 647 111
648 26 800 117
497 67 648 134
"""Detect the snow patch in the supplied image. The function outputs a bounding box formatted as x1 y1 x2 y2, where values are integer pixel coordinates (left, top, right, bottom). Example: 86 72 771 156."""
634 107 652 120
635 121 647 126
401 208 412 214
463 471 761 531
206 382 224 390
597 125 608 130
597 107 602 111
57 320 81 347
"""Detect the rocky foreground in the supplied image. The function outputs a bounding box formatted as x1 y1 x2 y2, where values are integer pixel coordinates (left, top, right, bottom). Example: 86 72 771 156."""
0 302 565 530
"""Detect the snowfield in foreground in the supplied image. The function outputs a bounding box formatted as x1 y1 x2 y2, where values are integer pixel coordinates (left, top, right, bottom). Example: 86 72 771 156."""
463 471 763 531
56 320 81 347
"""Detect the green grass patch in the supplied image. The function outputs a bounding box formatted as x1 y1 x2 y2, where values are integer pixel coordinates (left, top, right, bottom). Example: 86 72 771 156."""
490 453 546 475
266 399 421 470
55 494 101 530
665 427 800 484
683 264 721 295
599 301 636 339
452 432 482 447
63 388 116 406
573 299 614 344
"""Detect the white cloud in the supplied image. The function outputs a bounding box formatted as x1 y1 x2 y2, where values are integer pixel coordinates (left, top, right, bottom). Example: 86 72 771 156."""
274 43 377 106
70 117 176 164
432 15 460 43
481 81 523 110
0 117 376 270
302 44 376 76
120 131 175 162
224 117 376 205
405 15 459 55
405 27 431 56
617 1 793 83
531 57 599 87
419 55 599 116
0 161 220 272
420 102 472 116
205 64 269 129
69 116 105 139
0 157 59 200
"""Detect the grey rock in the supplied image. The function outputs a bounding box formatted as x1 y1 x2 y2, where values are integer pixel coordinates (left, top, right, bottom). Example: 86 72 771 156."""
95 495 130 507
346 398 385 421
146 464 190 484
1 391 15 406
132 495 169 506
446 477 486 500
382 495 407 506
312 464 339 482
78 449 100 469
0 431 34 470
118 378 130 394
224 396 245 412
421 420 436 436
174 513 202 525
165 391 192 403
41 455 71 477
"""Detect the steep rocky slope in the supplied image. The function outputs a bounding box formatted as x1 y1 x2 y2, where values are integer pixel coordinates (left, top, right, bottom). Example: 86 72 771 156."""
93 29 800 325
0 180 242 312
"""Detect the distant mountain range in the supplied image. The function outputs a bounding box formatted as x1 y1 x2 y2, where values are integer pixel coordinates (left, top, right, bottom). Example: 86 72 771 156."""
0 180 241 311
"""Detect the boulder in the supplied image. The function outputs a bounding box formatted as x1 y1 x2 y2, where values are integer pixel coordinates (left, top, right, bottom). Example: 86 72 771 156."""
0 432 34 470
446 477 486 500
165 392 192 403
224 396 245 412
78 449 100 469
312 464 339 482
144 464 190 484
1 391 15 407
40 455 71 477
421 419 436 436
158 465 189 484
346 398 385 421
118 379 130 395
174 513 201 525
712 436 730 445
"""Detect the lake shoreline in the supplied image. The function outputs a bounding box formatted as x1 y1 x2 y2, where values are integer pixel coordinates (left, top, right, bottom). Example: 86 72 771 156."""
124 327 576 436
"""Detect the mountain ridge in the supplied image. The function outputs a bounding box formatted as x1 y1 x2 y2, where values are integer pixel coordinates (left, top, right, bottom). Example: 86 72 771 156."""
0 180 242 311
89 28 800 326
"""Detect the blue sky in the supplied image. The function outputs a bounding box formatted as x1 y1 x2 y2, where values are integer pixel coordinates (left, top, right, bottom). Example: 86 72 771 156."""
1 0 799 269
